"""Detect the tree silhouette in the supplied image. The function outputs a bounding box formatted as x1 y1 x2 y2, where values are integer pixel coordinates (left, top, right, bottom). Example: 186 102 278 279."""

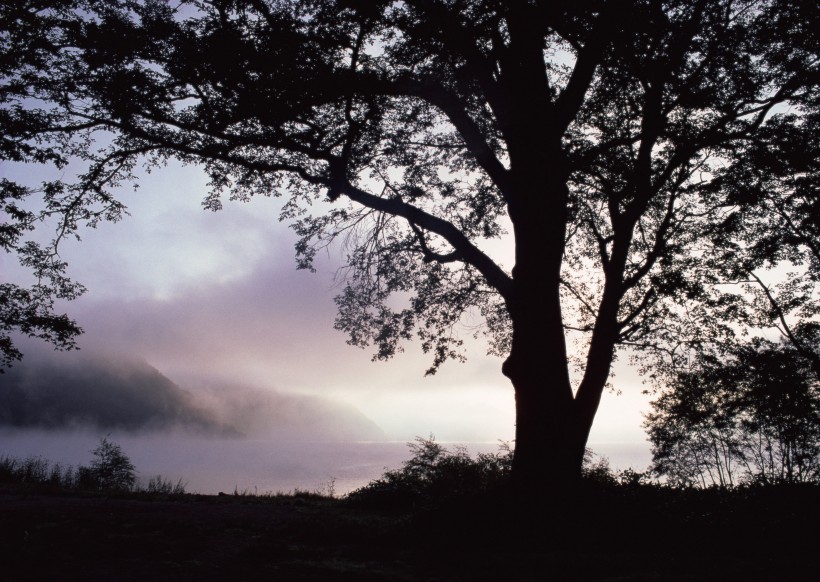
1 1 817 492
0 107 86 369
694 103 820 378
87 436 137 491
645 338 820 487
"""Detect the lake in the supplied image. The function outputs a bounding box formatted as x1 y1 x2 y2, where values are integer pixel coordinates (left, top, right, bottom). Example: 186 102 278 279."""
0 430 652 495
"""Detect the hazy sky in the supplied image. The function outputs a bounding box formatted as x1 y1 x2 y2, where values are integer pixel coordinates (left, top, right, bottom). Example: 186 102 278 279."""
2 159 653 448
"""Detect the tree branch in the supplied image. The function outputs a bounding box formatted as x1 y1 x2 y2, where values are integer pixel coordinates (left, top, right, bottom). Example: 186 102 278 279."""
363 74 512 199
748 271 819 373
339 182 513 301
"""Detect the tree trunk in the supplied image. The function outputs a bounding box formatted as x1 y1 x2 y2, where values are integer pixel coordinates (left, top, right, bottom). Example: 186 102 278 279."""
507 366 586 496
505 341 609 502
502 180 588 496
496 30 611 495
501 218 617 498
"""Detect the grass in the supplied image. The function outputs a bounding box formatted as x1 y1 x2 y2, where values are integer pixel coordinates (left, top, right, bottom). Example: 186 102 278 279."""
1 476 816 581
0 452 187 498
145 475 188 495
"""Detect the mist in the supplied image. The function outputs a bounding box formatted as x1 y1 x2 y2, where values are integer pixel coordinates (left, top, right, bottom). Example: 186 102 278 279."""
0 345 385 442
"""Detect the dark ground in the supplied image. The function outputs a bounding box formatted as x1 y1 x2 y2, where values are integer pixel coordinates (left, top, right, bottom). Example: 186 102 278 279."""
1 484 817 581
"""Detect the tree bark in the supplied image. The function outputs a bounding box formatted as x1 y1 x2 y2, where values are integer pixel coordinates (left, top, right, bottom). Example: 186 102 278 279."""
502 157 586 496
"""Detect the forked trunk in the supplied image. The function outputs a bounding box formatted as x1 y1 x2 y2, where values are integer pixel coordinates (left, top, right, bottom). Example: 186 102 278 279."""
501 275 612 499
500 127 608 499
501 274 594 498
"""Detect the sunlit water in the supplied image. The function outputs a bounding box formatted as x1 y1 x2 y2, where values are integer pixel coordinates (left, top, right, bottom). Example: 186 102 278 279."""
0 430 651 495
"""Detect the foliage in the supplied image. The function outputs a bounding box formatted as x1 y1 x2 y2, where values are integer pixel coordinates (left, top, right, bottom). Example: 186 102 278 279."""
0 1 91 369
347 436 513 509
0 437 137 492
580 449 618 487
348 436 651 509
0 440 187 495
0 454 75 488
645 338 820 487
696 105 820 372
87 436 136 491
2 0 817 484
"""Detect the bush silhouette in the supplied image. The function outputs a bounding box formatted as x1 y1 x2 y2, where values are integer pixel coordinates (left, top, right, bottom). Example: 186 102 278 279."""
87 437 136 491
347 436 512 509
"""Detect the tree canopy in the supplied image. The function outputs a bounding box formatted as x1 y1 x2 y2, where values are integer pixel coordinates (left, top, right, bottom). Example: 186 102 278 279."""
1 0 818 491
645 337 820 487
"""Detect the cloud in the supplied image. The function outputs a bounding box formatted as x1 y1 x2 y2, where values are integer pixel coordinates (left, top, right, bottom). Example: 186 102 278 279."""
53 164 281 300
63 245 508 399
199 380 387 442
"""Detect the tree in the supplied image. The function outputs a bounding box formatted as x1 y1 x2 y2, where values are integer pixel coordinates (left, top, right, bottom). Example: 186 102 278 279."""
695 97 820 378
87 436 137 491
645 338 820 487
1 0 818 493
0 2 105 370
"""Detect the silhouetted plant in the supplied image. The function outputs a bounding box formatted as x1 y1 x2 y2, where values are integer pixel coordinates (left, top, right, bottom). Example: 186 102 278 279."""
315 477 337 499
646 338 820 487
617 467 649 488
0 455 24 484
0 443 194 496
145 475 187 495
87 436 136 491
0 454 78 490
581 451 618 487
348 436 513 509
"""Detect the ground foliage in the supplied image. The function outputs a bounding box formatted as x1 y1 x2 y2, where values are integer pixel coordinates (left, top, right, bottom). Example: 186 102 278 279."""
1 441 817 580
0 436 184 494
347 436 513 510
2 0 818 486
346 436 648 512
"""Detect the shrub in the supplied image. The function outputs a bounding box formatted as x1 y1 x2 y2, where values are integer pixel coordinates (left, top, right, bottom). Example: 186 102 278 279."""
347 436 513 510
0 438 179 495
87 437 136 491
582 452 618 487
0 455 19 483
645 339 820 487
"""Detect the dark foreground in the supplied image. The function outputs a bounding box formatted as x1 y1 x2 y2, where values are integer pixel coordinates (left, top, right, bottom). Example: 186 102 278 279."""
1 485 817 581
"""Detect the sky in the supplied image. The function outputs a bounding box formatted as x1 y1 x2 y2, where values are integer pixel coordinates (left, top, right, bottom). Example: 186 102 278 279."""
1 159 653 492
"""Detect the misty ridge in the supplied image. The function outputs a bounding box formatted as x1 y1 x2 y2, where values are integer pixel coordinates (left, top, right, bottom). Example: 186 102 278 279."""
0 347 385 442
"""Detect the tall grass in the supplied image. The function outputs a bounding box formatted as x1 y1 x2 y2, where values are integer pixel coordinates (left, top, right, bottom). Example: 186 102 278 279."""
145 475 188 495
0 452 187 495
0 455 79 489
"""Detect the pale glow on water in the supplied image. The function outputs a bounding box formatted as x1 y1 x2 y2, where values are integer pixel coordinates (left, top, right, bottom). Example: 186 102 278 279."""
0 429 650 495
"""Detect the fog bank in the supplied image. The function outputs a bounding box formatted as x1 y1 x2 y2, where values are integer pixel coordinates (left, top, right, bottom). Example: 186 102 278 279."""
0 347 385 442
